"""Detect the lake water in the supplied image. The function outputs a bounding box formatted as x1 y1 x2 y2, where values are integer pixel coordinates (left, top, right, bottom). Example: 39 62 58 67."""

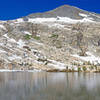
0 72 100 100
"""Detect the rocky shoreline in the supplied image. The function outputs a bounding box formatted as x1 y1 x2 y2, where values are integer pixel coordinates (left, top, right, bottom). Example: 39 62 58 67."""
0 69 100 73
1 61 100 73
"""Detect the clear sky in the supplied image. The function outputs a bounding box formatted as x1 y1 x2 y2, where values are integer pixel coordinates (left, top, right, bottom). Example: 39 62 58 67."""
0 0 100 20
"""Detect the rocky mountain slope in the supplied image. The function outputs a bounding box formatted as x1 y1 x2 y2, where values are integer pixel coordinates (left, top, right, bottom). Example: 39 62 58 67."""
0 5 100 72
27 5 100 21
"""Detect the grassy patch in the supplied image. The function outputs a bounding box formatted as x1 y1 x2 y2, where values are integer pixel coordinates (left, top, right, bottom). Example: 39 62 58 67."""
24 34 31 40
49 34 58 38
54 40 62 48
90 65 94 70
33 36 40 40
24 34 40 40
78 67 81 72
83 66 87 71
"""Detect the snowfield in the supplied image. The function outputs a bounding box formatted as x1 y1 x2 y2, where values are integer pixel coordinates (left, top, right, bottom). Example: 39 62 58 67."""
27 17 94 24
16 16 95 24
48 60 67 70
79 13 89 17
8 55 22 61
0 25 6 30
72 52 100 64
17 39 25 48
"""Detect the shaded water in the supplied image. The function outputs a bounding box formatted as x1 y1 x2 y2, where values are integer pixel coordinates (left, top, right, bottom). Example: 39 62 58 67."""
0 72 100 100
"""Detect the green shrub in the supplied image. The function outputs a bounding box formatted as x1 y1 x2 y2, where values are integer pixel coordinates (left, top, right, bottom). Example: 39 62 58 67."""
66 66 68 70
49 34 58 38
24 34 40 40
73 62 77 65
90 66 94 70
95 66 97 70
33 36 40 40
90 65 97 70
24 34 31 40
83 62 86 65
87 61 91 65
72 68 75 72
54 40 62 48
77 63 80 66
83 66 87 71
78 67 81 72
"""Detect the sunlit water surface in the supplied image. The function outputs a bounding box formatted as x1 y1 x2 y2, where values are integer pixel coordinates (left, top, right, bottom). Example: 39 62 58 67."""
0 72 100 100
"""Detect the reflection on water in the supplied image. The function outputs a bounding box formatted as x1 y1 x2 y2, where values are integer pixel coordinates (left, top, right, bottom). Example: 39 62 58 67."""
0 72 100 100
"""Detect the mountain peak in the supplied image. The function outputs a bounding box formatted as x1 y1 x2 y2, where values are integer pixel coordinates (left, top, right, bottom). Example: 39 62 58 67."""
27 4 85 19
56 4 77 9
57 4 72 8
26 5 100 21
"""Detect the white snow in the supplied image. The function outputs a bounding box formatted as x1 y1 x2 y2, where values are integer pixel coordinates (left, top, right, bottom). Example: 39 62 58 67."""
57 17 94 23
48 23 64 28
0 43 4 46
3 34 17 43
15 16 94 25
72 52 100 64
72 66 78 71
0 49 6 53
0 70 23 72
33 41 44 46
28 18 57 23
16 18 24 23
79 13 88 17
27 17 94 24
80 18 94 23
8 55 22 61
17 39 25 48
48 60 66 70
3 34 9 39
0 69 41 72
48 63 66 70
0 25 6 30
28 69 42 72
24 31 31 35
8 38 16 43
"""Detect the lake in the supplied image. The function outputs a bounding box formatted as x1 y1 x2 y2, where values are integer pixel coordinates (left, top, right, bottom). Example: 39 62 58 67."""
0 72 100 100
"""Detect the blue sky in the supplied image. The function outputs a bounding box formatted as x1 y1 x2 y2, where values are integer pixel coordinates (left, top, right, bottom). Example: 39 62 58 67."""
0 0 100 20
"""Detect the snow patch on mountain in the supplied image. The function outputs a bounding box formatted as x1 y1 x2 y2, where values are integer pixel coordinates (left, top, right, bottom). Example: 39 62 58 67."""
3 34 9 39
3 34 17 43
48 60 67 70
16 16 95 24
8 39 17 43
48 23 64 28
17 40 25 48
8 55 22 61
0 25 6 30
0 49 7 53
17 18 24 23
27 16 94 24
72 52 100 64
79 13 88 17
24 31 31 35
